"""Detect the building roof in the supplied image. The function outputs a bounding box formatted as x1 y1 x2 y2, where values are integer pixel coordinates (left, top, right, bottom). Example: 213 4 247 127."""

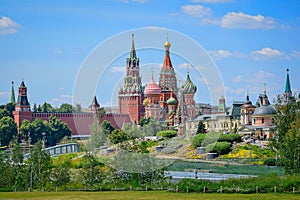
181 71 197 94
285 68 292 93
166 96 176 105
144 75 161 95
253 105 276 116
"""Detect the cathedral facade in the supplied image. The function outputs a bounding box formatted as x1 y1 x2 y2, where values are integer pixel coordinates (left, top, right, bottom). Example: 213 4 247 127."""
118 34 198 130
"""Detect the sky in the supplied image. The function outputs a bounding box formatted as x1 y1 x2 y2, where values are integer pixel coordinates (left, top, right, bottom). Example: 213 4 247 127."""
0 0 299 108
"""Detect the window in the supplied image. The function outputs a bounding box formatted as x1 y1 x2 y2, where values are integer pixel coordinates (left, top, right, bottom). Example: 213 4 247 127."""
253 119 256 124
262 117 264 124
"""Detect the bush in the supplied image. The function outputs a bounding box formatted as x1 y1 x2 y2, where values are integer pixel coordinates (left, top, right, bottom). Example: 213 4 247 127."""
219 133 242 143
263 158 276 166
206 142 231 155
157 130 177 138
192 133 242 148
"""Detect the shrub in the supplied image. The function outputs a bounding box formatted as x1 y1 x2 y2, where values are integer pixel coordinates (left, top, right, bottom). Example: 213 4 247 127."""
219 133 242 143
157 130 177 138
263 158 276 166
206 142 231 155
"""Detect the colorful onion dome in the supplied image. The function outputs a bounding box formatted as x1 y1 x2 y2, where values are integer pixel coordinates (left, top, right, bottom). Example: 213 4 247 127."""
164 37 171 48
167 96 176 105
181 71 197 94
144 76 161 95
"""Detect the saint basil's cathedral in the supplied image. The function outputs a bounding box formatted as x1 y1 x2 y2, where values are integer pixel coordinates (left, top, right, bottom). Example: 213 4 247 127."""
118 34 197 131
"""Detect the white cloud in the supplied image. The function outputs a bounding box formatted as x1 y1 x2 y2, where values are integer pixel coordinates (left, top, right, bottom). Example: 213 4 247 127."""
191 0 233 3
181 5 211 18
232 70 277 84
221 12 276 29
0 16 20 35
53 48 64 55
110 66 126 73
251 47 283 60
208 50 232 60
289 51 300 60
51 94 73 106
0 91 9 98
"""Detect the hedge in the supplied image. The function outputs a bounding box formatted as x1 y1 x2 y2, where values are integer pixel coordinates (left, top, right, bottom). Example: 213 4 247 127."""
206 142 231 155
157 130 177 138
192 133 242 148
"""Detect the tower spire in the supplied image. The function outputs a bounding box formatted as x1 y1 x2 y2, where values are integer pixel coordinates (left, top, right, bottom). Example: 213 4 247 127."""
10 81 16 104
264 83 267 95
284 68 292 103
130 33 137 60
285 68 292 93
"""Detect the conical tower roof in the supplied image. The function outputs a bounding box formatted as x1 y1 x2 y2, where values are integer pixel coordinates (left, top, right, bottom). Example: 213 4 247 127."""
10 81 15 104
285 68 292 93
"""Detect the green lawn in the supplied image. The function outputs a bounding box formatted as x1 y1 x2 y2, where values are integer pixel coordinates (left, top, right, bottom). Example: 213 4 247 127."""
0 191 299 200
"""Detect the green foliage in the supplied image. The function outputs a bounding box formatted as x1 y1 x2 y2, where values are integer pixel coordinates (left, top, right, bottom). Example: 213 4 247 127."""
47 116 72 146
20 117 71 147
219 134 242 143
263 158 277 166
0 116 18 146
51 159 71 187
100 120 115 135
175 174 300 194
192 133 242 148
0 108 10 118
206 142 231 155
109 129 129 144
0 103 15 117
157 130 177 138
87 119 108 150
196 120 206 134
159 136 183 154
28 141 52 189
271 95 300 175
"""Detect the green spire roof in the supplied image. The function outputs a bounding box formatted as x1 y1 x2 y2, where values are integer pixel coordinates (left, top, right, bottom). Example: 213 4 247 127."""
10 81 15 104
130 33 137 60
285 68 292 93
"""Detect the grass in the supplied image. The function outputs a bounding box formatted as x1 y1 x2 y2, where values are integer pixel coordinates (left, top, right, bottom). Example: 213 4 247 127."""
169 160 285 175
0 191 299 200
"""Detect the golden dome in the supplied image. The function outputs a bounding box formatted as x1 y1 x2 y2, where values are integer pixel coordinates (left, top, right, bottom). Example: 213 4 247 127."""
164 35 171 48
143 98 149 106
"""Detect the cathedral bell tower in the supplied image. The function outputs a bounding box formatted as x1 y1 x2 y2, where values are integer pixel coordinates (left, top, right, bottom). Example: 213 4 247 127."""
118 34 144 123
13 80 33 130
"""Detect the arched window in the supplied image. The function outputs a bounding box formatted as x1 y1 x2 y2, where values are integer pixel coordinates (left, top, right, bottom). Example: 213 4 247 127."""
262 117 264 124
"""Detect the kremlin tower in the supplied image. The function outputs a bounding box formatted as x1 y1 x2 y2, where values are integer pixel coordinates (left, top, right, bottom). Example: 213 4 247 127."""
118 34 145 123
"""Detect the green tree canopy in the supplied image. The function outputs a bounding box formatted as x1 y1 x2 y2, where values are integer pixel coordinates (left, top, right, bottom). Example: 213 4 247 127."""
109 129 129 144
0 116 17 146
196 120 206 134
28 141 52 189
87 119 108 150
47 116 72 146
100 120 115 135
271 95 300 175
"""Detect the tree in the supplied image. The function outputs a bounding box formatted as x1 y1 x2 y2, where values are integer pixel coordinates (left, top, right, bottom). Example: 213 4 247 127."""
28 141 52 189
271 95 300 175
28 118 49 145
40 102 55 113
141 118 162 136
0 103 15 117
100 120 115 135
57 103 73 113
52 160 71 188
47 116 72 146
109 129 129 144
0 108 10 118
19 119 31 141
0 116 18 146
196 120 206 134
80 153 104 187
10 138 29 191
87 119 108 150
33 103 38 112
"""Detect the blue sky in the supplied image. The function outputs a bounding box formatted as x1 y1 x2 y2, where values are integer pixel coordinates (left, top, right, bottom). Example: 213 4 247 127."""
0 0 299 108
